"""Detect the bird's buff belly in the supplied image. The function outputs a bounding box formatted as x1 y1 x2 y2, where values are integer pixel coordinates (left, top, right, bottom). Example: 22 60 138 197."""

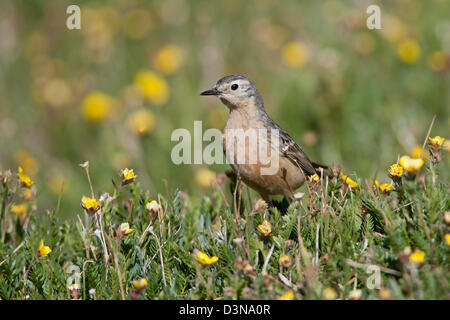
230 158 305 196
222 127 305 196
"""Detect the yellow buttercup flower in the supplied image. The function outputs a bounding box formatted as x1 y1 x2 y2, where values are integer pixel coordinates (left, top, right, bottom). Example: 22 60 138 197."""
257 220 272 236
409 249 425 264
38 240 52 257
379 183 393 194
128 109 156 136
134 70 170 106
411 145 421 159
132 278 148 291
118 222 135 237
81 196 101 215
309 174 320 183
322 288 337 300
427 51 448 72
389 164 403 178
67 283 80 292
278 290 294 300
120 168 136 185
282 41 309 68
22 189 35 202
14 150 39 175
444 211 450 225
146 200 162 215
42 77 72 109
195 168 216 188
279 255 292 267
196 251 219 265
243 263 254 274
397 38 421 64
428 136 445 148
375 179 392 194
349 289 362 300
411 145 428 159
82 91 116 122
380 15 406 42
379 288 392 300
340 173 358 190
445 234 450 246
18 166 35 188
399 156 424 174
10 203 28 219
153 44 184 75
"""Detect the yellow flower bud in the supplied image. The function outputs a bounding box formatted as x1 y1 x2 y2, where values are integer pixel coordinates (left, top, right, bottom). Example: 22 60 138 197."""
82 91 116 122
279 255 292 267
120 168 136 185
132 278 148 291
118 222 135 237
399 156 424 174
282 41 309 68
379 183 393 194
340 173 359 190
134 70 170 106
128 109 156 136
153 44 184 75
409 249 425 264
10 203 28 219
194 168 216 189
397 38 421 64
18 166 35 188
349 289 362 300
278 290 294 300
322 288 337 300
38 240 52 257
389 164 403 178
195 251 219 265
146 200 162 215
428 136 445 148
81 196 101 215
257 220 272 236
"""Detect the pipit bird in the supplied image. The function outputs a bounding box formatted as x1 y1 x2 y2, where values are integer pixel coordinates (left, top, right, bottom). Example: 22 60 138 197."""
201 75 330 202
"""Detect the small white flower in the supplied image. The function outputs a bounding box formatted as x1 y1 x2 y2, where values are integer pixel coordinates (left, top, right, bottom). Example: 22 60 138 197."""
79 161 89 169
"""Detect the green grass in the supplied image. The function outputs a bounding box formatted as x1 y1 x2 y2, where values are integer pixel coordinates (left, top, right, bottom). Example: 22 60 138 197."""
0 149 448 300
0 0 449 215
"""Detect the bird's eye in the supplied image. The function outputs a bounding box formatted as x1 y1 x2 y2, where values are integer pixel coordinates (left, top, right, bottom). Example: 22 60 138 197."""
231 84 239 90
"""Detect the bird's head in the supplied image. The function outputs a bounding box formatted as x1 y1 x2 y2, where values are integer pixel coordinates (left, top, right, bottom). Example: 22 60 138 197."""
200 75 263 110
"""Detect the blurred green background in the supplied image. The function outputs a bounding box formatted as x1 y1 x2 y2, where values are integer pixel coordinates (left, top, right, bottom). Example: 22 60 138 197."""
0 0 449 215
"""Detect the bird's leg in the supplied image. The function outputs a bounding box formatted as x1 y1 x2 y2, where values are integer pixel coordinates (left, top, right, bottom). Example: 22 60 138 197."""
266 195 290 214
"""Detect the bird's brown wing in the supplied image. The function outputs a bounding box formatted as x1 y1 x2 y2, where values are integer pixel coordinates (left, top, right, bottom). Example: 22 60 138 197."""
278 131 317 177
261 113 325 177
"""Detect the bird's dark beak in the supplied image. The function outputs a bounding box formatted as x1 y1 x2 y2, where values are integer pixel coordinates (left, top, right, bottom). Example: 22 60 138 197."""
200 88 220 96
